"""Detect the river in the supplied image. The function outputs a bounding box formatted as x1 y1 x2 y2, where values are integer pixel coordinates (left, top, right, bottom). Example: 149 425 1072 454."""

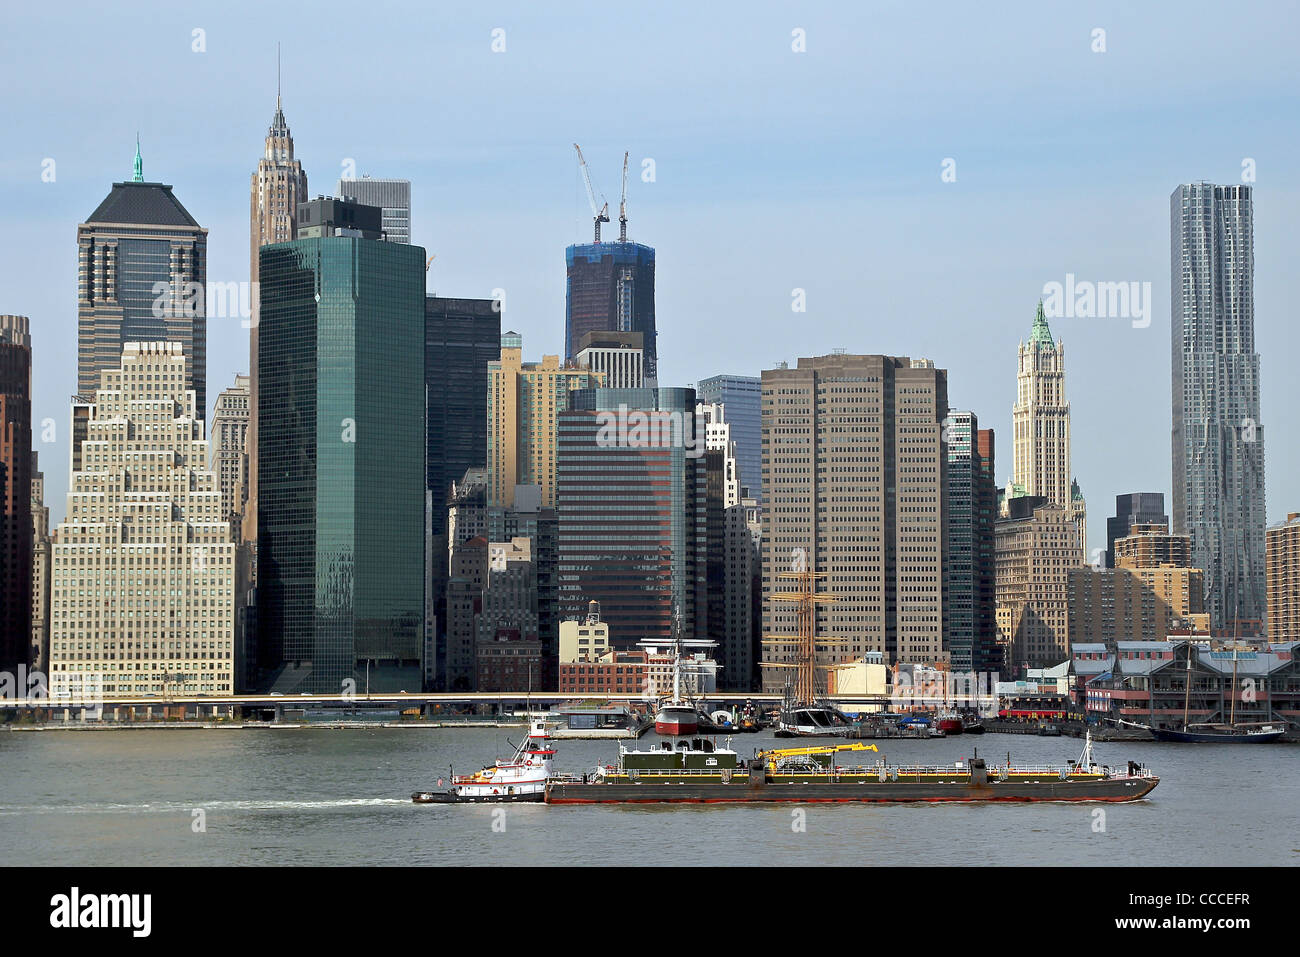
2 727 1296 866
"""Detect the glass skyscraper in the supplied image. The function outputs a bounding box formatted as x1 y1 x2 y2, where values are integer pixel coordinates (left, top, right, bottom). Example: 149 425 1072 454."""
565 242 657 382
256 235 426 693
1171 183 1266 630
696 374 762 502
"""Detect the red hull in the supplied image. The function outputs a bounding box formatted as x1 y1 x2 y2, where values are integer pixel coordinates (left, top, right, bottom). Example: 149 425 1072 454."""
655 718 698 736
936 719 963 734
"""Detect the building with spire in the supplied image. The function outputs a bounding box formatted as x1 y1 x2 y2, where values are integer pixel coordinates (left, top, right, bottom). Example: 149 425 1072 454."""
1010 302 1086 551
245 70 309 546
76 143 208 432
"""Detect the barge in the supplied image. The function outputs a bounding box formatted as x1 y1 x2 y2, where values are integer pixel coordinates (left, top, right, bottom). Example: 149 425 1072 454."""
544 733 1159 804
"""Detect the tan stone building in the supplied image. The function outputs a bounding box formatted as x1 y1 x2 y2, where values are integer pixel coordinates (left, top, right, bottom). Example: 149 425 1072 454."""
761 354 947 685
47 343 236 696
209 374 250 529
1011 303 1086 552
1113 522 1192 569
1267 512 1300 640
996 499 1085 670
1067 564 1204 645
487 333 602 508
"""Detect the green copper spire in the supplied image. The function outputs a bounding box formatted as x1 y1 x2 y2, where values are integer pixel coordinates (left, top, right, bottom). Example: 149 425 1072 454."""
1029 299 1054 347
132 134 143 182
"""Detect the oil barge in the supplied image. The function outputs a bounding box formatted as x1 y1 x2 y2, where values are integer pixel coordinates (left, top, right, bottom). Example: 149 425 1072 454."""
544 733 1158 804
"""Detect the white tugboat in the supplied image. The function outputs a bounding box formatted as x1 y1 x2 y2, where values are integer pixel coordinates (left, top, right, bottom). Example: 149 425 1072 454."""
412 718 555 803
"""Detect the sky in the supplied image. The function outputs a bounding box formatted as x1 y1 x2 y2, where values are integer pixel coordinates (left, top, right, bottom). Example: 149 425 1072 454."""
2 0 1297 553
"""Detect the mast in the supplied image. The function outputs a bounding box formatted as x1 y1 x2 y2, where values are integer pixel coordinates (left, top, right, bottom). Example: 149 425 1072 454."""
1182 642 1192 730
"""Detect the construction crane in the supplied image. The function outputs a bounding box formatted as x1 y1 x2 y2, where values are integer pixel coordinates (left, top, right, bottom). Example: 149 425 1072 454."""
618 150 629 242
574 143 610 242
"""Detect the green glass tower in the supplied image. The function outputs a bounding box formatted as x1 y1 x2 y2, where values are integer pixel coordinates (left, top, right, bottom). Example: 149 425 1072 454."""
256 234 426 693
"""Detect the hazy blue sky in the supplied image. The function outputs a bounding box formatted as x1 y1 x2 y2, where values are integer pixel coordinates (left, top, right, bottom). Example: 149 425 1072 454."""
2 0 1297 553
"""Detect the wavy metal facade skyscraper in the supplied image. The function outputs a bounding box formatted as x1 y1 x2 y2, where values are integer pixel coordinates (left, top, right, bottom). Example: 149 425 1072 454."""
1170 183 1266 631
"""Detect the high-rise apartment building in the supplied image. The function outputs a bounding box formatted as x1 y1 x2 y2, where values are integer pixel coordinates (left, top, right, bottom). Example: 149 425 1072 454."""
335 176 411 245
565 241 656 382
1113 522 1192 569
210 375 250 527
487 334 602 508
975 428 1001 675
1011 303 1086 552
556 387 708 648
1105 493 1168 568
696 374 762 502
47 342 235 696
30 451 50 671
995 497 1086 671
761 355 948 685
1171 183 1266 630
256 231 426 693
0 315 32 671
78 153 208 427
1266 513 1300 641
246 90 308 544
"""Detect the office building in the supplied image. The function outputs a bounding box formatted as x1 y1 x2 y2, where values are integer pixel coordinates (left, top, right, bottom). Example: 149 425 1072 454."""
30 452 51 671
487 334 602 508
256 228 426 693
210 375 250 528
78 150 208 436
1105 493 1168 568
475 537 540 692
761 355 948 686
565 241 656 381
995 497 1086 671
1267 513 1300 641
697 374 762 501
946 411 998 675
556 387 708 648
47 342 235 696
0 316 32 671
335 176 411 245
575 331 645 389
246 87 309 543
1171 183 1266 631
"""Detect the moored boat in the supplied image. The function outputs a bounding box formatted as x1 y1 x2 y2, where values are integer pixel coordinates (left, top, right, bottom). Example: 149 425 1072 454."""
1149 723 1285 743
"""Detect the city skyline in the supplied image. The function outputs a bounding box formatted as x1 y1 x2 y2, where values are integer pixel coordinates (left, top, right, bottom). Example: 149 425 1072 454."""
2 3 1298 563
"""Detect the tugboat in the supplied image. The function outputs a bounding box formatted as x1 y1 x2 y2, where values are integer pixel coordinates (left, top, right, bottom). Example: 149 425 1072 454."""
935 710 964 735
545 732 1159 804
412 717 554 803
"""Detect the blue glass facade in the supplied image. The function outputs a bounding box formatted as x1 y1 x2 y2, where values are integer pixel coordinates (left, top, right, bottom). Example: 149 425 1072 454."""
257 237 426 693
696 374 762 502
565 243 657 381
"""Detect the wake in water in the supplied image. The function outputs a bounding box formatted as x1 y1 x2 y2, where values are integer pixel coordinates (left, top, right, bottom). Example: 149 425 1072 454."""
0 797 412 816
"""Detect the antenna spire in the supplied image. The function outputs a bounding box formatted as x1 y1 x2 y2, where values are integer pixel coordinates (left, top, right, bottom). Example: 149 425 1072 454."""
132 133 143 182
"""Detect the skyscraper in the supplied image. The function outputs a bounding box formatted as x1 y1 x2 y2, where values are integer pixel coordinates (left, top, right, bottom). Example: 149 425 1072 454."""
1012 302 1086 551
1171 182 1266 631
996 497 1084 670
1105 493 1168 568
0 315 32 672
78 148 208 423
556 387 708 648
761 355 948 683
210 375 250 528
30 451 50 672
47 342 235 696
487 335 602 509
576 331 645 389
335 176 411 245
946 411 997 675
246 87 308 545
565 242 656 382
256 224 426 694
696 374 762 502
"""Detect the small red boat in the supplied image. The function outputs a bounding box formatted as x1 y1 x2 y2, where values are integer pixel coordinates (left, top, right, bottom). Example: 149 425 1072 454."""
936 711 964 735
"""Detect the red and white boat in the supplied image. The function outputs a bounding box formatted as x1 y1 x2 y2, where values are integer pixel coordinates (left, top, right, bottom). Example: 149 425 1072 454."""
935 710 964 735
412 717 555 803
654 704 700 736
